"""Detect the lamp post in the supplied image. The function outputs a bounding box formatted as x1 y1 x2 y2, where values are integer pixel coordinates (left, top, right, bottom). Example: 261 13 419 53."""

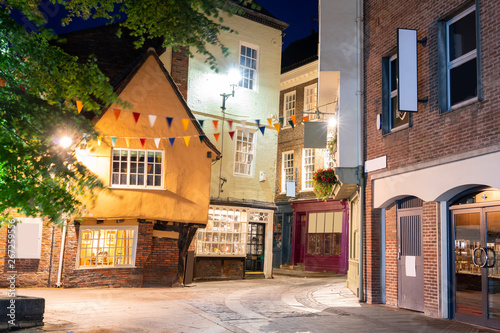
218 67 241 198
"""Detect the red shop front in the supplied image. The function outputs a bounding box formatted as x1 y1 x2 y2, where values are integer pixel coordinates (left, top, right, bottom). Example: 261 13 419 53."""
290 199 349 273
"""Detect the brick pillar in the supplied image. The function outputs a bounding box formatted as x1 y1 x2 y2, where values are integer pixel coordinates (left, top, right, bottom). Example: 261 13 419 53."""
384 203 398 307
170 47 189 101
423 201 439 316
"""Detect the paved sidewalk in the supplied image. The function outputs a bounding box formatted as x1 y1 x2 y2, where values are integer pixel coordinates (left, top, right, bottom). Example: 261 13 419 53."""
11 276 499 333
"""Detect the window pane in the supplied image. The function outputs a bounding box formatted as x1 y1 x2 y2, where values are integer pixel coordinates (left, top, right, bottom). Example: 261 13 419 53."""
450 58 477 106
449 11 476 61
390 58 397 92
391 95 409 128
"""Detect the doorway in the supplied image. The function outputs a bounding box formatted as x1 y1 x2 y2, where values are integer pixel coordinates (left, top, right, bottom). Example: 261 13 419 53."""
246 222 265 272
293 214 306 265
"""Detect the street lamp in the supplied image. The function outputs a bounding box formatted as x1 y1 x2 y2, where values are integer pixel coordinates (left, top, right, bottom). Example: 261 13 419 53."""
59 136 73 149
218 67 241 197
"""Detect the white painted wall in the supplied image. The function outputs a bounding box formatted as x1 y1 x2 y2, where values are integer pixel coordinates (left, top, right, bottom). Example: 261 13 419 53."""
186 11 283 203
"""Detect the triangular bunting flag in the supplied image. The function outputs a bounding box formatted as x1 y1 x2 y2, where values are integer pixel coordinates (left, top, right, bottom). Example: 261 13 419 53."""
140 138 146 148
184 136 191 147
132 112 140 124
148 115 157 128
291 115 297 125
256 119 260 127
229 131 235 140
199 135 205 144
182 118 189 131
169 137 175 147
198 119 204 128
303 115 310 122
274 123 281 134
241 120 247 127
125 138 131 148
267 118 273 126
97 136 102 146
259 126 265 135
279 117 284 126
214 133 220 142
111 137 117 147
76 100 83 113
227 120 233 130
213 120 219 130
154 138 161 148
113 109 121 120
288 120 295 129
243 128 250 137
166 117 173 128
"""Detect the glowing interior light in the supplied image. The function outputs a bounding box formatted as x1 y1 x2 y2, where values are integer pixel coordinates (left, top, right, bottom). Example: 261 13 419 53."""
228 67 241 87
60 136 73 148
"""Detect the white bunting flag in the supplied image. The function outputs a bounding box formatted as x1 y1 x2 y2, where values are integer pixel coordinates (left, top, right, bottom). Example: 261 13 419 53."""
148 115 157 128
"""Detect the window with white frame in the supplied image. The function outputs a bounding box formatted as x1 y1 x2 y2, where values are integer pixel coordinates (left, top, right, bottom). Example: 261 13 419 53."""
111 149 163 188
304 83 318 120
78 226 138 268
382 54 410 134
282 151 294 192
302 149 315 190
239 43 258 90
446 5 478 108
234 130 255 176
283 91 296 126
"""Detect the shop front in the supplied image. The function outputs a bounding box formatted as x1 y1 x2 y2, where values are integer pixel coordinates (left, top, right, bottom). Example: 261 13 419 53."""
290 199 349 273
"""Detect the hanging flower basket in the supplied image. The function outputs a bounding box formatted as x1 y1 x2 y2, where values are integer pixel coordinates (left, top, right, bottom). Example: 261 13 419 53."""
312 168 339 202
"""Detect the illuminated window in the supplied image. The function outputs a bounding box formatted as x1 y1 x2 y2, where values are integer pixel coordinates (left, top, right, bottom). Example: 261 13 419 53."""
111 149 163 188
283 91 296 127
307 212 342 256
238 42 259 90
302 149 315 190
78 226 137 268
234 130 255 176
282 151 294 192
304 83 318 120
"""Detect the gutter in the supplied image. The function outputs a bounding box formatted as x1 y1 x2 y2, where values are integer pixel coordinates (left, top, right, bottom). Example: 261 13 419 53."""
56 221 68 287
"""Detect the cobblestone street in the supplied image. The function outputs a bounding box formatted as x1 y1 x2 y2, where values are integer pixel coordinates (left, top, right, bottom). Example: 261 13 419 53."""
21 275 498 333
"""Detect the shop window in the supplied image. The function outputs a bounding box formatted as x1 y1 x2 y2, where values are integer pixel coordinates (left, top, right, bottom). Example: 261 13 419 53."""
283 91 296 127
111 149 163 188
307 212 342 256
196 207 248 256
234 130 255 177
382 54 410 134
239 42 259 90
77 226 138 268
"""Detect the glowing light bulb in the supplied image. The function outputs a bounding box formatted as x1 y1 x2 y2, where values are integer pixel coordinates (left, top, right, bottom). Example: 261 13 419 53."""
60 136 73 148
328 117 337 128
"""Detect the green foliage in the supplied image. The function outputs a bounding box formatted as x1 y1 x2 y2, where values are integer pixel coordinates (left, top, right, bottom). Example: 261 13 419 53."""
0 0 247 224
312 168 339 202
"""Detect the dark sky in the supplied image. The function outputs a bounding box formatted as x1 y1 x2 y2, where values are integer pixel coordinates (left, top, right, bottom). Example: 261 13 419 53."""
38 1 318 50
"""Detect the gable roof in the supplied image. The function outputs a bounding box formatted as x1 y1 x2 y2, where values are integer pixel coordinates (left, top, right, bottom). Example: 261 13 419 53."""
231 0 288 31
281 31 319 73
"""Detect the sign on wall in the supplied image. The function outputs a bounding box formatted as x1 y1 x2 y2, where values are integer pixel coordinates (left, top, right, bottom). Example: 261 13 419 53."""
397 28 418 112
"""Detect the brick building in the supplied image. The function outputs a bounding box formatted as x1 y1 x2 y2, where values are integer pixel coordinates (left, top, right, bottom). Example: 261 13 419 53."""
274 31 350 274
1 43 219 288
363 0 500 329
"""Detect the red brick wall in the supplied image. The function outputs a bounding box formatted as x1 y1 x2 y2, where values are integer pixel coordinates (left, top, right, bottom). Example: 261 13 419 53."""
384 204 397 307
0 223 63 288
143 237 179 287
423 201 439 317
194 257 244 280
170 47 189 101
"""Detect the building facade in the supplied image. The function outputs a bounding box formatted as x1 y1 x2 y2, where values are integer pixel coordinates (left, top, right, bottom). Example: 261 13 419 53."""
160 3 288 279
0 49 219 288
363 0 500 329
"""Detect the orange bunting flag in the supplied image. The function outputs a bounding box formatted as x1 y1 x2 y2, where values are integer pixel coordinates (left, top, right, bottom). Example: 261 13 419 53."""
140 138 146 148
291 115 297 125
229 131 235 140
184 136 191 147
273 123 281 134
97 136 102 146
213 120 219 130
76 101 83 113
267 118 273 126
113 108 121 120
303 115 309 122
132 112 140 124
214 133 220 142
182 118 190 131
125 138 130 148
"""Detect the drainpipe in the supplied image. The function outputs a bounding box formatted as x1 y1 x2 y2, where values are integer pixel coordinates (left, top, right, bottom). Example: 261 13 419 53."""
356 0 365 303
56 220 68 287
48 225 56 287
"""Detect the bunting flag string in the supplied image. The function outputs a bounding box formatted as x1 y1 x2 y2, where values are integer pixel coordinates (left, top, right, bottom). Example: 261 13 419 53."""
154 138 161 148
288 120 295 129
198 119 204 128
181 118 190 131
213 120 219 130
274 123 281 134
132 112 140 124
267 118 273 126
166 117 173 127
140 138 146 148
259 126 265 135
214 133 220 142
183 136 191 147
113 108 121 120
199 135 205 144
148 115 157 128
169 137 175 147
228 131 235 140
290 115 297 125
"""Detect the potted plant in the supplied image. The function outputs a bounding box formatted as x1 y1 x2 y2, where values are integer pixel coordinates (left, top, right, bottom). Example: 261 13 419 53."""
312 168 339 202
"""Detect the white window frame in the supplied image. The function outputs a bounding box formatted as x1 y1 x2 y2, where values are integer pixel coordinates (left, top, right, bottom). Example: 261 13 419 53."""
238 41 259 91
76 225 138 269
446 5 478 109
302 149 315 191
281 151 294 193
12 218 43 259
304 83 318 121
234 129 256 177
283 91 296 128
111 148 164 189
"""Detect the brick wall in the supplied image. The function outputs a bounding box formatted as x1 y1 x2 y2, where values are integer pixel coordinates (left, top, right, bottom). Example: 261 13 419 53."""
143 237 179 287
423 201 439 317
384 203 397 307
276 78 326 203
170 47 189 101
194 257 244 280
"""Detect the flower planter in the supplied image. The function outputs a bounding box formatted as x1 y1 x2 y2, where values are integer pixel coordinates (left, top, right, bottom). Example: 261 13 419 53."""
312 168 339 202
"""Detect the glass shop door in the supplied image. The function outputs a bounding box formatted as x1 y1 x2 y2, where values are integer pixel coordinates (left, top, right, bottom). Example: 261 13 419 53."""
246 222 265 272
